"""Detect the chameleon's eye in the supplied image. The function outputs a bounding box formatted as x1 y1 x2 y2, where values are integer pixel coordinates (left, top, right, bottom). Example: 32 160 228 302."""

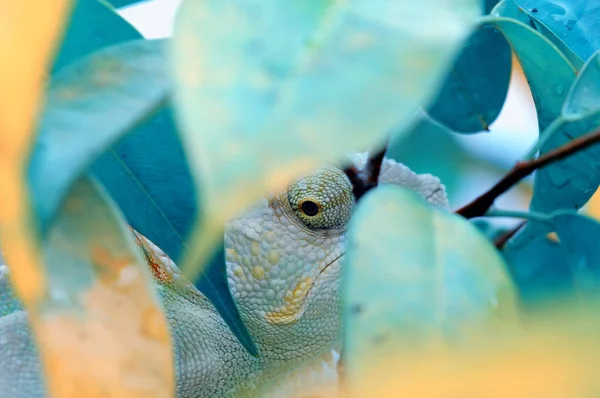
300 199 320 217
287 167 355 230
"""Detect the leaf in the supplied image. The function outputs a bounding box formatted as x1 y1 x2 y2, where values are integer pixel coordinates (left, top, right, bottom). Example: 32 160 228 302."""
481 18 600 247
513 0 600 66
513 47 600 247
562 49 600 120
482 0 502 13
28 38 169 234
551 212 600 296
0 0 71 307
485 17 576 130
91 108 193 264
90 107 259 356
52 0 141 73
343 185 519 386
386 112 468 199
503 235 572 306
107 0 144 7
36 175 173 395
427 22 512 133
472 219 514 241
344 299 600 398
170 0 480 277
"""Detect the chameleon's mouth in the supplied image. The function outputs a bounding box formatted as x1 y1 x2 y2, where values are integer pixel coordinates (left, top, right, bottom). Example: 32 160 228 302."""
313 252 346 285
264 252 345 325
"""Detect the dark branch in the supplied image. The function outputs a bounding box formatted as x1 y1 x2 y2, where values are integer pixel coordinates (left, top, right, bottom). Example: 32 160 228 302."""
456 128 600 219
344 147 387 201
494 221 526 250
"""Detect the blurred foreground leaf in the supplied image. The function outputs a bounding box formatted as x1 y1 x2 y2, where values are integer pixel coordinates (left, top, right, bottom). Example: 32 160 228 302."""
343 185 519 393
52 0 141 73
0 0 71 317
37 176 173 396
171 0 480 278
29 39 169 234
344 299 600 398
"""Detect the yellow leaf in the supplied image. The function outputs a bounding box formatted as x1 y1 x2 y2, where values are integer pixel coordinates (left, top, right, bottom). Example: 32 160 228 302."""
339 299 600 398
0 0 72 302
0 3 173 397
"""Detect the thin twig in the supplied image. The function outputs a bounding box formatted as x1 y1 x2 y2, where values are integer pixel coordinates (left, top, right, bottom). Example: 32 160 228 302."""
494 221 526 250
344 147 387 201
456 128 600 219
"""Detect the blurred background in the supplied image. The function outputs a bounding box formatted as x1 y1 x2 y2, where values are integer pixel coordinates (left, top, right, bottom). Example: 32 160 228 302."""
117 0 545 225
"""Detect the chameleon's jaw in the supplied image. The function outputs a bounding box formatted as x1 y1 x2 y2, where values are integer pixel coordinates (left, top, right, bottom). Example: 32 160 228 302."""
263 254 343 325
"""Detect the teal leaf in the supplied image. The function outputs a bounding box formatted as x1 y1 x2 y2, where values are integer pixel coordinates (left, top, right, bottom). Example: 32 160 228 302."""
28 39 168 234
485 17 576 130
386 112 467 199
472 219 514 241
0 264 22 318
482 18 589 247
90 108 259 356
343 185 518 380
562 50 600 120
504 212 600 305
91 108 194 264
513 0 600 66
482 0 502 13
503 235 572 306
108 0 144 8
53 0 141 73
170 0 480 276
512 48 600 247
427 22 512 133
551 213 600 296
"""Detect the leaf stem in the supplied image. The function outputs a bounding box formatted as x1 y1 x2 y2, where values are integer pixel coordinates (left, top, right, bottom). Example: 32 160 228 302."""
485 209 551 224
523 117 565 161
456 127 600 219
344 144 387 201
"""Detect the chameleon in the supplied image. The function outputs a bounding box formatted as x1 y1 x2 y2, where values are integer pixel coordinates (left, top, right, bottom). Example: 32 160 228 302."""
0 154 449 397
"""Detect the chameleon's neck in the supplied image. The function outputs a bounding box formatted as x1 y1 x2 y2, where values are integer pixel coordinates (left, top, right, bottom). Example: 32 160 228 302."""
233 266 343 367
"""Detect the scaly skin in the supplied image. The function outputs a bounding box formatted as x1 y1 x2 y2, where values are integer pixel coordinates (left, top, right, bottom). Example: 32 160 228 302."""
0 156 449 397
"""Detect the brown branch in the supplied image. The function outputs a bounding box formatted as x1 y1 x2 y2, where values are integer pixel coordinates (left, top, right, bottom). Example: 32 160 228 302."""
344 146 387 201
494 221 526 250
456 128 600 219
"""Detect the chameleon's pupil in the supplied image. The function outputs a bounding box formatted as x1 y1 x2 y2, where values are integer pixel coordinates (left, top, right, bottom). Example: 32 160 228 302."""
301 201 319 216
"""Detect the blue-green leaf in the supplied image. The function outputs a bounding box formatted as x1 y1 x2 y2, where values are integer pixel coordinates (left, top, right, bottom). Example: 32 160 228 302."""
511 47 600 247
486 17 576 130
53 0 141 73
28 39 168 234
427 22 512 133
171 0 480 277
108 0 144 8
503 235 572 306
483 18 581 247
90 108 259 356
551 213 600 296
386 112 467 199
343 185 518 381
92 108 194 264
482 0 502 13
505 212 600 305
513 0 600 66
562 50 600 121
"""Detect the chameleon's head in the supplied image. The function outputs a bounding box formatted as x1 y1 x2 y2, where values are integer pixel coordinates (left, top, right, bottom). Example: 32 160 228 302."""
224 166 354 352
